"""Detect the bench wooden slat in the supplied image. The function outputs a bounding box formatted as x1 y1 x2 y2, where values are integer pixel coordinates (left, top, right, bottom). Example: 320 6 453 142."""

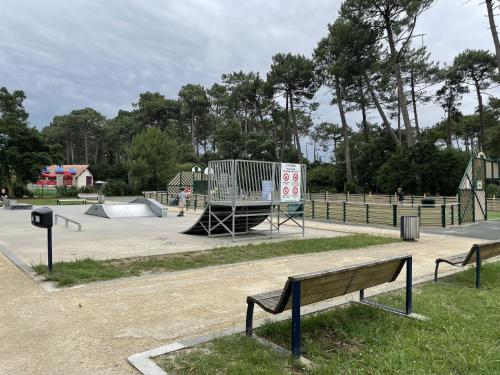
248 256 408 314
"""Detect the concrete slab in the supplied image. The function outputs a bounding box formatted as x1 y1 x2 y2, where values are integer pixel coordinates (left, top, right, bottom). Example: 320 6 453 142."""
423 220 500 240
0 204 348 266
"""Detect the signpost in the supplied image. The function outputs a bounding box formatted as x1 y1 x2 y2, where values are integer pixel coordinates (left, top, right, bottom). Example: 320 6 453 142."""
280 163 301 202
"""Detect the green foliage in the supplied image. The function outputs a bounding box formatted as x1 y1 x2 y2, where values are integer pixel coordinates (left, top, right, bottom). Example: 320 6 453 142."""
486 183 500 197
307 163 336 192
0 87 51 197
127 127 178 191
55 186 79 198
103 179 129 196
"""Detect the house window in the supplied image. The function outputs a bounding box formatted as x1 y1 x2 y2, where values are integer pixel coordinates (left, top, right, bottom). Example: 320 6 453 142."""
86 176 92 186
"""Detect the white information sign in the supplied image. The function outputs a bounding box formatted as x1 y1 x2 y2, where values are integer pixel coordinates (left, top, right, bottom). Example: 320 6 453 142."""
280 163 301 202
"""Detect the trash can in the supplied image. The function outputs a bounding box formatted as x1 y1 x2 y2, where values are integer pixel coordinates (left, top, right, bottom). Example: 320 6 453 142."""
400 216 419 241
421 197 435 207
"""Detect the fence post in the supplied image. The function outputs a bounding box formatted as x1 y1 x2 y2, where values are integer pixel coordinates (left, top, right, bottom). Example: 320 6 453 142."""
418 205 421 226
441 205 446 228
363 193 366 203
312 200 315 220
195 195 198 211
343 201 346 222
326 202 330 220
389 195 392 205
458 203 462 225
411 195 414 207
392 204 397 227
366 204 369 224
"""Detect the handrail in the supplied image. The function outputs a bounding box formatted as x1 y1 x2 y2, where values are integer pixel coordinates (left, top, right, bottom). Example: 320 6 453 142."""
55 214 82 232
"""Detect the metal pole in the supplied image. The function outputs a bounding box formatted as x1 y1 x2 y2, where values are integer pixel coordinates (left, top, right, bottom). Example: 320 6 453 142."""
47 227 53 272
291 281 301 359
405 257 412 315
476 246 481 289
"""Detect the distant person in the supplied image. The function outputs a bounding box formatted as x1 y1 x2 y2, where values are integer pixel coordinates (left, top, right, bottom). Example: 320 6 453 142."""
397 188 405 204
177 188 187 217
0 187 8 200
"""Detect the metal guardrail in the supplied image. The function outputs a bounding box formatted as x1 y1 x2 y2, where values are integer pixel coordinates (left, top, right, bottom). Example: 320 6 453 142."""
55 214 82 232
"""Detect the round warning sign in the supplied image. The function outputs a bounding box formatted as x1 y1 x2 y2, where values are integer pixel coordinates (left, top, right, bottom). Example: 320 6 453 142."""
283 187 289 194
293 173 299 182
283 173 289 182
293 186 299 195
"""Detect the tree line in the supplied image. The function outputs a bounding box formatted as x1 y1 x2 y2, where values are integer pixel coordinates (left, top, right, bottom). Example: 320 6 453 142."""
1 0 499 197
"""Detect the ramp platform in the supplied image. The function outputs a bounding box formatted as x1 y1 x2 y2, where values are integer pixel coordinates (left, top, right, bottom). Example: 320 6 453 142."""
182 205 270 235
85 204 157 219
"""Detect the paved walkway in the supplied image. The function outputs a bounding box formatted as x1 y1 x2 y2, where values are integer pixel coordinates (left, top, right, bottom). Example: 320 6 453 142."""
0 227 487 375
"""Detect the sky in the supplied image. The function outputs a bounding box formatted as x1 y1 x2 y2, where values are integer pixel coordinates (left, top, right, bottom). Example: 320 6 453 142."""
0 0 498 159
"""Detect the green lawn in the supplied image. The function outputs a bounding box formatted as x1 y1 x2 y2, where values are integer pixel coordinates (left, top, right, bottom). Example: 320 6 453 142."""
33 235 398 287
488 211 500 220
18 198 60 206
156 262 500 374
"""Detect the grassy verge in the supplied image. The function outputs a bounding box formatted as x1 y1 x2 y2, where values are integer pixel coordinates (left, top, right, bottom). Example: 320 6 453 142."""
488 211 500 220
33 235 398 287
156 262 500 374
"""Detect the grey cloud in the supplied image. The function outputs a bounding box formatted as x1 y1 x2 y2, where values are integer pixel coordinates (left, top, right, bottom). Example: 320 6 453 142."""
0 0 497 134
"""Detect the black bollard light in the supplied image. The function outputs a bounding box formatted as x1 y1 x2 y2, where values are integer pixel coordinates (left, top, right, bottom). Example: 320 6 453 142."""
31 207 54 272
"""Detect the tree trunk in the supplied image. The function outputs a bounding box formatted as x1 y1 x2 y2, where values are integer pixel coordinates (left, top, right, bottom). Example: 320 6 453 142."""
335 77 353 184
280 93 289 162
385 18 415 146
486 0 500 70
364 74 401 146
84 131 88 164
94 141 99 165
475 80 485 150
70 142 75 164
288 91 303 164
6 173 14 198
397 100 401 142
191 113 196 157
445 106 452 149
359 83 369 142
410 68 420 133
66 137 70 164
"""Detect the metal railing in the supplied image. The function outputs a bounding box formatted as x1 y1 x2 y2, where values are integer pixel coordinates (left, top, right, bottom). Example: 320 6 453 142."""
307 192 459 206
55 214 82 232
306 201 460 228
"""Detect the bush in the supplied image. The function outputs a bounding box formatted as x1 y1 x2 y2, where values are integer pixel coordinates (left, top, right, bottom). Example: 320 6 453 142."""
56 186 78 198
14 184 33 198
79 186 96 194
486 183 500 197
103 179 130 196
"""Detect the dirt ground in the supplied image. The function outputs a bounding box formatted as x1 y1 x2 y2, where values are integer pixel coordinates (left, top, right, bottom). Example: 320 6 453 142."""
0 220 487 374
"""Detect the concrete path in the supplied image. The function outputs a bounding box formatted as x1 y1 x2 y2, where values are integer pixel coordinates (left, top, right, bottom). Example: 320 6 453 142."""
423 220 500 241
0 226 489 375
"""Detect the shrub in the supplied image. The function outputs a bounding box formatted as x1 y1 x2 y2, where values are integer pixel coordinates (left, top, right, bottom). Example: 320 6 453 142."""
486 183 500 197
56 186 78 197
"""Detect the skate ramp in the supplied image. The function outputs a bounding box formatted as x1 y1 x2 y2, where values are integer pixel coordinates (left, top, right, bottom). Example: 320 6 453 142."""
182 205 270 235
130 197 168 217
85 204 157 219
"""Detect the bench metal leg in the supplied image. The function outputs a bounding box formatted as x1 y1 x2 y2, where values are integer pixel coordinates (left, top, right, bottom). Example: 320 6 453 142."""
358 257 413 317
245 301 254 336
434 260 440 282
291 280 301 359
406 257 412 315
475 247 481 289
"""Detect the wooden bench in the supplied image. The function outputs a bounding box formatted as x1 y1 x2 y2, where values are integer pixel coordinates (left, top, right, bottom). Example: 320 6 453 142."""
57 198 86 205
434 241 500 288
246 255 413 358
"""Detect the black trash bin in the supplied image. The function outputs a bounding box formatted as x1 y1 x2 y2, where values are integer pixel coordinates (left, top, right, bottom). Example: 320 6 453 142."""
421 197 435 208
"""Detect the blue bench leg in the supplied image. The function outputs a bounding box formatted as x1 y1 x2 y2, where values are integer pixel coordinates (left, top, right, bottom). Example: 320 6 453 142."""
406 257 412 315
475 247 481 289
291 280 301 359
246 301 254 336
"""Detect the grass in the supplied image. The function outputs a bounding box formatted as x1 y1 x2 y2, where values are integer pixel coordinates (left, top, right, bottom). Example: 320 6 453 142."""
156 262 500 374
488 211 500 220
32 235 398 287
